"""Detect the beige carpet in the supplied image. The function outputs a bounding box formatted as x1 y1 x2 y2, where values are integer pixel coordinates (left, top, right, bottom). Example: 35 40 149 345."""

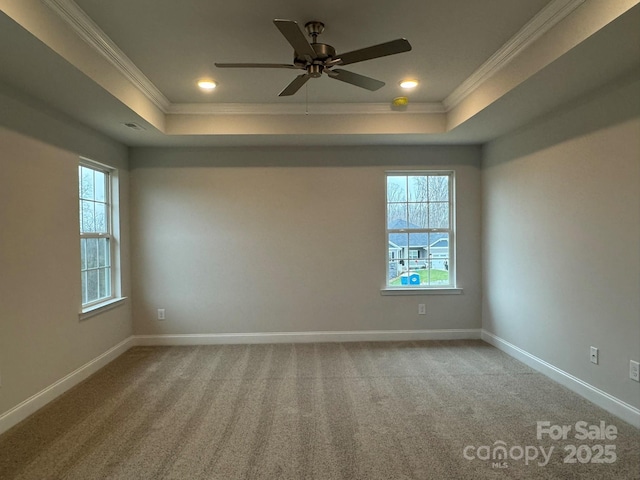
0 340 638 479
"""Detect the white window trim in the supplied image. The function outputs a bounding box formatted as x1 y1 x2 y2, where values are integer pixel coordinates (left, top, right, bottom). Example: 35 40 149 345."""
79 297 128 321
79 158 125 317
383 170 458 294
380 288 463 296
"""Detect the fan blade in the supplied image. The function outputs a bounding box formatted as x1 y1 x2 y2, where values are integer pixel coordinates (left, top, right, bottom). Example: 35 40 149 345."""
274 19 317 60
279 74 310 96
328 69 385 91
215 63 299 69
336 38 411 66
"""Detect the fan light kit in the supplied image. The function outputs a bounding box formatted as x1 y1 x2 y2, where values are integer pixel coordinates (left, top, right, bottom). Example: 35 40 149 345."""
215 19 412 97
400 79 418 89
197 80 217 91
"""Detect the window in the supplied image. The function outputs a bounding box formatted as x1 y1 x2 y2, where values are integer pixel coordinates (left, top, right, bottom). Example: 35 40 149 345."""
79 160 118 308
386 172 454 288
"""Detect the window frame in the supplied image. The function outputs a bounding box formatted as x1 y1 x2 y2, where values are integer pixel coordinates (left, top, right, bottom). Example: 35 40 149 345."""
78 158 124 317
384 170 458 293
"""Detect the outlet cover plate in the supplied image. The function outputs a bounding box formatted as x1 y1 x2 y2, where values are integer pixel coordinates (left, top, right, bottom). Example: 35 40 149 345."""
630 360 640 382
590 346 598 364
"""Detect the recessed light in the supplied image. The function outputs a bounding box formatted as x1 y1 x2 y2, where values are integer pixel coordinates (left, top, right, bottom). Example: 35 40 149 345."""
197 80 217 91
400 79 418 89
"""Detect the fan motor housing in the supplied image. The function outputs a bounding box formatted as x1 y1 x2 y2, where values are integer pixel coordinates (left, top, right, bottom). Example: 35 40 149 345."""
294 43 336 68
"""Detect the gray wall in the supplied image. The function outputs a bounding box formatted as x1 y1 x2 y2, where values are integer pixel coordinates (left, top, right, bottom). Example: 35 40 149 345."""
481 75 640 408
2 68 637 424
129 146 482 336
0 85 132 415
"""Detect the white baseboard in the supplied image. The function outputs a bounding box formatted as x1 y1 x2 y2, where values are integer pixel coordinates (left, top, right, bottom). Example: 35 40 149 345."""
0 336 136 435
4 329 636 436
0 329 479 435
133 329 482 346
481 330 640 429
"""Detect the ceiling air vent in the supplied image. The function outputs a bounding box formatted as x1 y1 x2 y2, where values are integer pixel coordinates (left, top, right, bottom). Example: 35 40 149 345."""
122 122 146 131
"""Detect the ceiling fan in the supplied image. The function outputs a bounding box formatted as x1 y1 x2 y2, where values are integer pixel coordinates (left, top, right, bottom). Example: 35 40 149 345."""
215 19 412 97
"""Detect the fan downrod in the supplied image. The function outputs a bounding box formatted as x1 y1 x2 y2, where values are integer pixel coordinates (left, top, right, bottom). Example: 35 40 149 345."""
294 21 335 71
304 21 325 41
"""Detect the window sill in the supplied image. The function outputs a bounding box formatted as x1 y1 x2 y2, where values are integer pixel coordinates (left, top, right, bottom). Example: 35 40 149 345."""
380 288 463 296
79 297 127 321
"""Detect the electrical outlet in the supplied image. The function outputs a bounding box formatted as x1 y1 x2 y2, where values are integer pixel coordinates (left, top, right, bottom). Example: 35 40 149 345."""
157 308 166 320
630 360 640 382
590 346 599 364
418 304 426 315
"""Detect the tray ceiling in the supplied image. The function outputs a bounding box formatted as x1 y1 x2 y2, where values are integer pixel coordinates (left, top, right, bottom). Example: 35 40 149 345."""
0 0 638 146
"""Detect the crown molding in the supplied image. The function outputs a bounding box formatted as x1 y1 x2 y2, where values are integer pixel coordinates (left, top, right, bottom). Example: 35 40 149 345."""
166 102 446 116
42 0 585 118
443 0 586 111
42 0 171 112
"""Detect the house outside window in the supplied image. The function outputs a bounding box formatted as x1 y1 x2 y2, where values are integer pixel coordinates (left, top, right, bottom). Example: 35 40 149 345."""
386 171 454 288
